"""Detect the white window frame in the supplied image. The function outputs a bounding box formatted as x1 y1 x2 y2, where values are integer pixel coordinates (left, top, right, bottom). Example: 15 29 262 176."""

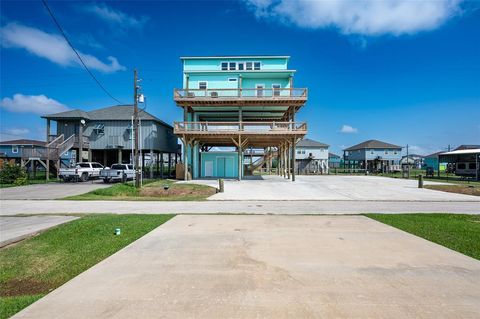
221 62 228 71
198 81 208 90
246 62 253 71
12 145 19 154
253 61 261 70
229 62 236 71
238 62 245 71
272 83 281 96
255 84 265 97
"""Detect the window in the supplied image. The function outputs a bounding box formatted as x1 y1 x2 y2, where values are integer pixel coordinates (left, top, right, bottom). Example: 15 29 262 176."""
385 150 389 154
12 145 19 153
228 78 237 82
93 123 105 134
297 150 301 154
254 62 261 70
199 81 207 90
246 62 253 70
371 150 374 154
221 62 228 70
256 84 264 97
229 62 236 70
469 163 477 169
272 84 281 96
302 150 306 154
458 163 466 170
394 150 398 154
238 62 245 70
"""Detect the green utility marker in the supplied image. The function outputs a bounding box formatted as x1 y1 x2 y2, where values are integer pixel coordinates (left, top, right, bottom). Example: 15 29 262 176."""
115 228 121 235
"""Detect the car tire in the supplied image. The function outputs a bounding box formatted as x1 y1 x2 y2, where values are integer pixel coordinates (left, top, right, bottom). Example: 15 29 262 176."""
80 173 88 182
103 178 110 184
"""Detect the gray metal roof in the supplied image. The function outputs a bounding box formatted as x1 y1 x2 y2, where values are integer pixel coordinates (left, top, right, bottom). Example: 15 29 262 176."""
344 139 401 151
0 139 46 146
43 105 172 129
297 138 329 148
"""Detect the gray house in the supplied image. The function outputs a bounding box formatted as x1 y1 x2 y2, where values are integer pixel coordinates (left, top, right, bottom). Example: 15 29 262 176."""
295 138 329 174
343 139 402 173
43 105 179 175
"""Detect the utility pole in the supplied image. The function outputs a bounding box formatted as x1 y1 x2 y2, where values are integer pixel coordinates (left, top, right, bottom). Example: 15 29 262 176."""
133 68 140 188
406 144 409 178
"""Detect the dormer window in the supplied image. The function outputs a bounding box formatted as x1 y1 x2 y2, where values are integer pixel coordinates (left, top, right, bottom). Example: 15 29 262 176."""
221 62 228 70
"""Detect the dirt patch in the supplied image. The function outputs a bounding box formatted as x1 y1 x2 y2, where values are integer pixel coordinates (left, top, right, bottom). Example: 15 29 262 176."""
425 185 480 196
1 279 55 297
140 184 216 198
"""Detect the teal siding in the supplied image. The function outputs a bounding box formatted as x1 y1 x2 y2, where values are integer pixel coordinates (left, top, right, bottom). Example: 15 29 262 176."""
200 152 240 178
183 57 288 71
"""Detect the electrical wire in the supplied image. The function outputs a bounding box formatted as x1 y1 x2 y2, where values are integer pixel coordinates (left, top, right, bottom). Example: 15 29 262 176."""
41 0 124 104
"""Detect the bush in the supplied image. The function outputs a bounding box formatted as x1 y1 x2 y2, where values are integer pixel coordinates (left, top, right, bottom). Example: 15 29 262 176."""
0 163 27 184
14 176 28 186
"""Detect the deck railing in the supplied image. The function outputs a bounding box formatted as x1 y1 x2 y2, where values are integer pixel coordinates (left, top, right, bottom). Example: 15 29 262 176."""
174 121 307 133
174 88 307 99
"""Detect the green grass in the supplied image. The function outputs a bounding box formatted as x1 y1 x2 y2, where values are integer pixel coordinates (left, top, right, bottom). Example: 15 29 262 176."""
366 214 480 260
65 179 217 201
0 214 173 319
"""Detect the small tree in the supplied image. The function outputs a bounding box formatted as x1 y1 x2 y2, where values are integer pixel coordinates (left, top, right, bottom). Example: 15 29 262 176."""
0 163 27 185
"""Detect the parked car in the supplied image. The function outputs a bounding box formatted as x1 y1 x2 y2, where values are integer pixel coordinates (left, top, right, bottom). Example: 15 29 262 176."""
100 164 135 183
59 162 105 182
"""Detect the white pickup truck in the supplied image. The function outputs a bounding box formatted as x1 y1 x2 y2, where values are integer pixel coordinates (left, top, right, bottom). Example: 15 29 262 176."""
59 162 105 182
100 164 135 183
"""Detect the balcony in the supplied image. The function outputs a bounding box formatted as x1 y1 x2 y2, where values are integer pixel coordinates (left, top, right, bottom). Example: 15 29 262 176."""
173 88 308 106
174 121 307 147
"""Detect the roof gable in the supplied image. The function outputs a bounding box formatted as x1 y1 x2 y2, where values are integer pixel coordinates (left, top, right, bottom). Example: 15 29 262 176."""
297 138 329 148
344 139 401 151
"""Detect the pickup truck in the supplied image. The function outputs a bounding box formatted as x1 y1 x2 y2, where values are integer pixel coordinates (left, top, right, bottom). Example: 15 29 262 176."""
59 162 105 182
100 164 135 183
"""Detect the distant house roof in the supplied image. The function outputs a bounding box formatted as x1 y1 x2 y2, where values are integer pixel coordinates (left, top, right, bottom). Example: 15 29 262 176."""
401 154 424 159
329 152 340 158
0 139 46 146
43 105 172 129
453 145 480 151
424 151 444 158
344 140 401 151
297 138 329 148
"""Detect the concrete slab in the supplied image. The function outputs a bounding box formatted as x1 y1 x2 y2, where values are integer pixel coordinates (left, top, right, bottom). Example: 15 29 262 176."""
0 215 78 247
0 181 110 200
186 175 478 201
14 215 480 319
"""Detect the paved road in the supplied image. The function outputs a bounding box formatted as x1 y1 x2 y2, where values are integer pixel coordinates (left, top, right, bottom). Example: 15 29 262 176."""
188 175 477 201
0 180 109 200
0 215 78 247
14 215 480 319
1 199 479 215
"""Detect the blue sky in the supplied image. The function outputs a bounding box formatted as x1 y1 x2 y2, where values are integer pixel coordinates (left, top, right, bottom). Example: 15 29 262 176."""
1 0 479 155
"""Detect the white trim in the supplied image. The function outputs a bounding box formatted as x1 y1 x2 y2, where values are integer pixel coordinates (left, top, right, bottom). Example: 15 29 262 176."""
181 56 290 60
184 69 297 74
11 145 19 154
255 83 265 97
253 61 261 70
220 62 228 71
272 83 281 96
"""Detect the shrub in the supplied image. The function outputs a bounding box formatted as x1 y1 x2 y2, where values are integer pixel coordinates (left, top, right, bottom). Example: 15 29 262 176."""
14 176 28 186
0 163 27 184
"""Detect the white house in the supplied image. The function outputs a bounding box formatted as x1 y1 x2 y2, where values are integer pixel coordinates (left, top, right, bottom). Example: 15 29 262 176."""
295 138 329 174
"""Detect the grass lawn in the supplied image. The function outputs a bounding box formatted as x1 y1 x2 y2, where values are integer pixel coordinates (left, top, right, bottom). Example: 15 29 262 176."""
366 214 480 260
64 179 217 201
0 214 173 319
424 184 480 196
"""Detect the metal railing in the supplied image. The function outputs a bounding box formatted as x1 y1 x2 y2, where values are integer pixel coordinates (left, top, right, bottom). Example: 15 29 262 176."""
174 121 307 133
174 88 308 99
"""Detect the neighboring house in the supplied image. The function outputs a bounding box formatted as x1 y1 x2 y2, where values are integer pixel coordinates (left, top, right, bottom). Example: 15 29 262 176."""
173 55 308 181
43 105 179 171
295 138 329 174
329 152 342 168
424 151 445 171
343 139 402 173
453 144 480 151
439 148 480 179
400 154 424 169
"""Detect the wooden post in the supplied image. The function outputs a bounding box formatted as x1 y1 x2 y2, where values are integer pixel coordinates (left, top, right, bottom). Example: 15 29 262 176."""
103 150 107 167
292 138 296 181
149 149 154 179
238 135 242 181
168 153 172 178
287 141 291 180
46 148 50 182
118 149 122 164
79 120 84 162
56 159 60 179
46 119 50 142
183 138 189 181
160 152 164 179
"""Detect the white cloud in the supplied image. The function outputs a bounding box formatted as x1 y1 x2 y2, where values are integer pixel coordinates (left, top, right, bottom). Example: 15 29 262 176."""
340 125 358 134
1 94 70 115
83 3 149 29
244 0 463 36
0 22 126 73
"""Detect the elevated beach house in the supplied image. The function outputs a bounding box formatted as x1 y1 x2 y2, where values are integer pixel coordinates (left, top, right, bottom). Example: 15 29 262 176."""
173 55 308 181
42 105 179 177
295 138 329 174
343 139 402 173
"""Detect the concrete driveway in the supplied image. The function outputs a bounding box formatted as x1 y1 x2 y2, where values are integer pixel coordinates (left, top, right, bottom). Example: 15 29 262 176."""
0 180 109 200
14 215 480 319
188 175 479 201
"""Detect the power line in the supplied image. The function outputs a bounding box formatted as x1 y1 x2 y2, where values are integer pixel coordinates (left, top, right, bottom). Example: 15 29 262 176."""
41 0 124 104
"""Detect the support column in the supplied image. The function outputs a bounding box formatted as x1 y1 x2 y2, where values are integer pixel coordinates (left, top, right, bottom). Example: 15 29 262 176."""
46 119 50 142
149 149 154 179
156 153 160 178
183 138 189 181
79 120 84 162
292 138 296 181
160 152 164 179
168 153 172 178
118 149 122 164
103 150 107 167
57 159 61 179
238 135 242 181
88 149 92 162
287 141 291 180
46 149 50 182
